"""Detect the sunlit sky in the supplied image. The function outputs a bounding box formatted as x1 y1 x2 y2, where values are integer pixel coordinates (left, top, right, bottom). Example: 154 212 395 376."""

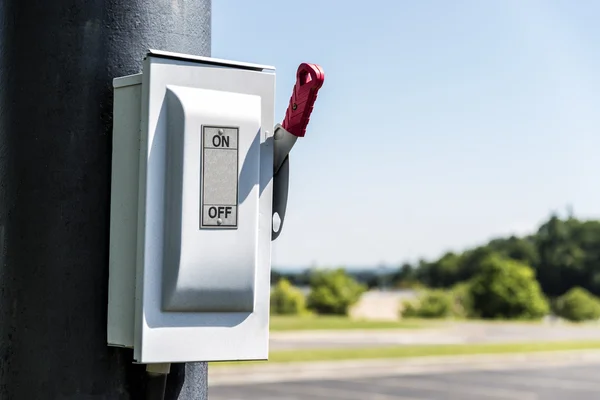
212 1 600 268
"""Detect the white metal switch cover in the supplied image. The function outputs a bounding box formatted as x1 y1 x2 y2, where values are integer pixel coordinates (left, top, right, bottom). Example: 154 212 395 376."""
162 85 261 313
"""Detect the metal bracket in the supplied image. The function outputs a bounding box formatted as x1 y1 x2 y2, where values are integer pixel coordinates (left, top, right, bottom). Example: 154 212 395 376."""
272 154 289 241
273 124 296 175
272 124 294 240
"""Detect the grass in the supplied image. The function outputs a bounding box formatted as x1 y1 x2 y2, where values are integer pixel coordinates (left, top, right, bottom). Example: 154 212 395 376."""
211 340 600 367
269 315 429 331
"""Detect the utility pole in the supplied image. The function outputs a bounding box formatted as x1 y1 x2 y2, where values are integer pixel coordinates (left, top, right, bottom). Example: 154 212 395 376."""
0 1 211 399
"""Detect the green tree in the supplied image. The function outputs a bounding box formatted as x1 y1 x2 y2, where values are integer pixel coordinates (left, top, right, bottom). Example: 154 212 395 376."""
415 246 496 289
535 215 586 297
568 219 600 295
451 281 475 318
555 287 600 322
468 254 549 320
401 289 454 318
270 279 306 315
306 268 366 315
392 263 419 288
488 235 540 267
415 253 462 288
409 215 600 298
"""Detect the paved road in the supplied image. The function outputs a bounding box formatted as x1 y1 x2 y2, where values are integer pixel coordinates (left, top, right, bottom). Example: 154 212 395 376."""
271 321 600 350
210 362 600 399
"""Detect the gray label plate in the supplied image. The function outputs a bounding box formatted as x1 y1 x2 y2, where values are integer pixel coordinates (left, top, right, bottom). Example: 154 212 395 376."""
201 126 238 228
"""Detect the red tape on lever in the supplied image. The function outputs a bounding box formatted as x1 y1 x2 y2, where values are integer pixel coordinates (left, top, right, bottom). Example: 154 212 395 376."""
282 63 325 138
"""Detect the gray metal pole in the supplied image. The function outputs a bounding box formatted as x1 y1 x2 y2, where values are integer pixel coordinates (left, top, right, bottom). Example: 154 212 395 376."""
0 1 210 399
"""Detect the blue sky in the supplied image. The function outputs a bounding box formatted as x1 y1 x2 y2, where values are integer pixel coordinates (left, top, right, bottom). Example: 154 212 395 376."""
212 1 600 268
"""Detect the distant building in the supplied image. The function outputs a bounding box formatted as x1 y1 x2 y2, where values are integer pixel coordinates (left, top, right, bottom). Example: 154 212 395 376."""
349 290 417 321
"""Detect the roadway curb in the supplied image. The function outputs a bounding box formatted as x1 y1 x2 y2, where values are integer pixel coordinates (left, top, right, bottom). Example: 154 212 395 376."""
209 349 600 386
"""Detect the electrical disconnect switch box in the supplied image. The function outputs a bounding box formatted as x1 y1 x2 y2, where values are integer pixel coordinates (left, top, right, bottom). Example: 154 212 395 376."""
107 50 276 363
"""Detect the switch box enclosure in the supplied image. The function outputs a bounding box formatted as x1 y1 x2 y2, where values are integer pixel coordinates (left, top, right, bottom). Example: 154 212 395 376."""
107 50 275 363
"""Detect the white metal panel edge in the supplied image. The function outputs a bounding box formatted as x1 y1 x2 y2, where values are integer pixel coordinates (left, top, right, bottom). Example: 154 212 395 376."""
134 55 275 363
113 73 143 89
147 49 275 72
107 77 142 348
